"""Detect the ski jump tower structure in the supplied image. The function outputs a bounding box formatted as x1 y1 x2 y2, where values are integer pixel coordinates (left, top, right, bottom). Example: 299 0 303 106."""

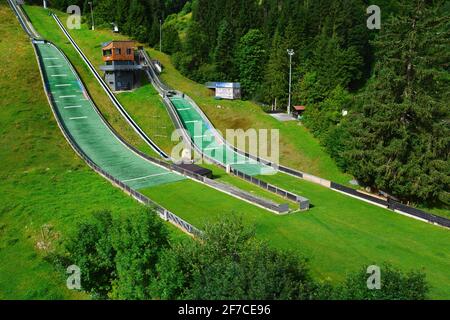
100 40 142 92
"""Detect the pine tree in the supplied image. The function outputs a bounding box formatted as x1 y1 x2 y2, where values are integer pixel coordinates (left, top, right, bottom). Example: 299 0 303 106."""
162 24 182 55
263 31 288 108
126 0 149 43
192 0 222 45
344 0 450 204
214 19 236 80
236 29 266 99
183 21 210 73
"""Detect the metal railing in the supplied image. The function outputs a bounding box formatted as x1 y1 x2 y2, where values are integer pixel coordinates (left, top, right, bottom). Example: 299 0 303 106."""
230 168 310 211
330 182 450 228
7 0 40 39
139 48 450 228
52 13 170 160
387 199 450 228
31 40 200 236
140 49 310 212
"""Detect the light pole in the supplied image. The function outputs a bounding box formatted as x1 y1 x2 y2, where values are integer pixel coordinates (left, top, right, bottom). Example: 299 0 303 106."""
111 22 119 33
43 0 47 9
88 2 95 31
287 49 295 115
159 19 162 52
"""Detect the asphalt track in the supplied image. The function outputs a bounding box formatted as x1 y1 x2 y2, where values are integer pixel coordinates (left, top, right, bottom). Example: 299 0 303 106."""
36 42 185 190
170 97 275 176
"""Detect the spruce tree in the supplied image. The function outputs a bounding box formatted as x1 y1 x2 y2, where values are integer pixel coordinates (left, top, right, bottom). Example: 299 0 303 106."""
162 24 182 55
236 29 266 99
214 19 236 80
263 31 288 108
344 0 450 205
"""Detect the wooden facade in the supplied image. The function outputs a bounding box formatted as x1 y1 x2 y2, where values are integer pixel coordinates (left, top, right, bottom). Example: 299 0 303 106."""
102 41 135 62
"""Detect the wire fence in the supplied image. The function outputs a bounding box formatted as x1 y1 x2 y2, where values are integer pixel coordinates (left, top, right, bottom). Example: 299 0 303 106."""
230 168 310 211
331 182 450 228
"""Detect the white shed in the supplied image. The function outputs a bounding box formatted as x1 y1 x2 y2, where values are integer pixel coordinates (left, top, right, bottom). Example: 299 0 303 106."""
206 82 241 100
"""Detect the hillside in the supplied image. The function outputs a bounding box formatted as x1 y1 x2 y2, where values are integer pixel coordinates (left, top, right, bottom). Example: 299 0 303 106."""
71 0 449 208
19 5 450 299
1 2 448 300
0 1 175 299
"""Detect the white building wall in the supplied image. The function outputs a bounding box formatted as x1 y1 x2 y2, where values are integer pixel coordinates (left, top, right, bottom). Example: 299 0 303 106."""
216 87 241 100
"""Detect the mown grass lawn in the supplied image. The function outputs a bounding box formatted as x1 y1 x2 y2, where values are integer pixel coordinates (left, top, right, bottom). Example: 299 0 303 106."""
20 5 450 299
141 176 450 299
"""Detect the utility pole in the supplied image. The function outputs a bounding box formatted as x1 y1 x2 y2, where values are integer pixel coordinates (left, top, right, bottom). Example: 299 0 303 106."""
287 49 295 115
159 19 162 52
88 2 95 31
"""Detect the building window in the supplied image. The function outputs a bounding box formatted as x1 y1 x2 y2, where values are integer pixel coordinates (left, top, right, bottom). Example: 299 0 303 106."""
126 48 132 55
115 48 121 55
103 49 112 56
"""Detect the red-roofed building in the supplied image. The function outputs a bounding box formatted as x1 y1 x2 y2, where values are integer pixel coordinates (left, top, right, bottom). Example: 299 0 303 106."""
293 106 306 119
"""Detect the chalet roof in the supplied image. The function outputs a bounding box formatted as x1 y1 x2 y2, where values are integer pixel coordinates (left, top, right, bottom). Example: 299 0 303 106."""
101 40 135 49
206 82 241 89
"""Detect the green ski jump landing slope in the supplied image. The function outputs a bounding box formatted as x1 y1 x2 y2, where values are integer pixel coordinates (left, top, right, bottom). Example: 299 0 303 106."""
170 97 274 176
36 42 185 190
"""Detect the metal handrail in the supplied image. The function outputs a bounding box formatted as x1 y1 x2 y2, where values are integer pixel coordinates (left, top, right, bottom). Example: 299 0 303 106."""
52 13 170 160
30 40 200 235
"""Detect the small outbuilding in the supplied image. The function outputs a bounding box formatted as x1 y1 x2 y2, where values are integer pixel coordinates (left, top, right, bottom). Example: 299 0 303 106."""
177 163 213 179
293 106 306 119
205 82 241 100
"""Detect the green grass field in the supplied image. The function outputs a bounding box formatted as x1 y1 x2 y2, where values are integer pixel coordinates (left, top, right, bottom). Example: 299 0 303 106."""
142 176 450 299
12 4 450 299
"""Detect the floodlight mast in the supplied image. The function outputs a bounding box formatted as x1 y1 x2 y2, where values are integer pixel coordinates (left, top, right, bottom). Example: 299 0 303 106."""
287 49 295 115
88 2 95 30
160 19 162 52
